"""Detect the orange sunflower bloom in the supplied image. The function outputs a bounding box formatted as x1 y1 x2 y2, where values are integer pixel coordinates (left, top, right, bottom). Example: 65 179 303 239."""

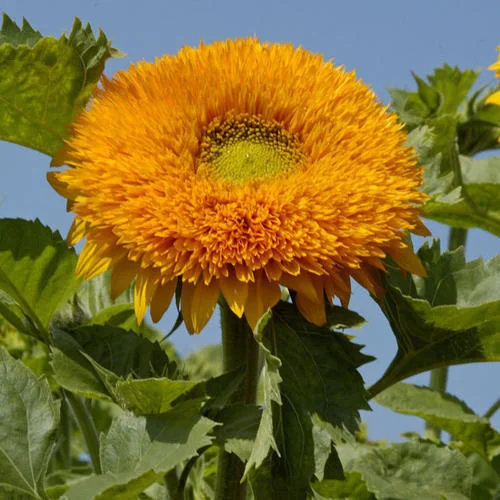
48 38 429 334
486 46 500 109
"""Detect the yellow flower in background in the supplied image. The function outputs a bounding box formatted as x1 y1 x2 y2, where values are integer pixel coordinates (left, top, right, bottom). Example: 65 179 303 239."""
48 38 429 334
486 46 500 107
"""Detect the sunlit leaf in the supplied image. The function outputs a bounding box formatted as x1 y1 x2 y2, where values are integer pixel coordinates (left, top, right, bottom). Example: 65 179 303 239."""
312 472 372 500
113 378 199 415
0 347 59 498
0 13 42 47
371 240 500 396
246 302 371 496
375 383 500 471
423 155 500 236
63 401 216 499
0 15 122 156
339 441 472 500
50 325 174 401
0 219 80 341
212 404 261 462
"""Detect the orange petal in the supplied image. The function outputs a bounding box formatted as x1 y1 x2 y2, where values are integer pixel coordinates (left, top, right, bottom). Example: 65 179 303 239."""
181 279 220 334
150 279 177 323
50 143 72 167
295 293 327 326
390 244 427 276
264 259 283 281
76 241 124 280
324 272 351 308
486 90 500 106
110 257 138 300
244 272 281 331
280 271 322 303
220 275 248 318
411 217 431 237
134 269 159 325
351 267 385 299
67 217 88 246
46 171 73 199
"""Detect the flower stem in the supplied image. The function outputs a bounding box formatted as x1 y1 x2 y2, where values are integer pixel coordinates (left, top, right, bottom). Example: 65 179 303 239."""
64 390 102 474
425 226 468 441
484 397 500 419
214 299 260 500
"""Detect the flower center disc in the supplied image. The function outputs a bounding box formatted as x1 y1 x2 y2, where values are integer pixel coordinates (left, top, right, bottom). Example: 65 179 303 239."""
199 114 304 183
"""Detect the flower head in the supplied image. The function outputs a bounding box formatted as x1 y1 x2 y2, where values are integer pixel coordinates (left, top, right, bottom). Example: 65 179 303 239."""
49 38 429 333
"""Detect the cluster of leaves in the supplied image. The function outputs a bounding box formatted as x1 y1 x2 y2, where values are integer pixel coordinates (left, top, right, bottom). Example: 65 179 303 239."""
0 14 499 500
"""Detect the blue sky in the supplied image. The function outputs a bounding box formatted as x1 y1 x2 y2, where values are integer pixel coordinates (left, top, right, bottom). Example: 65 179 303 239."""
2 0 499 440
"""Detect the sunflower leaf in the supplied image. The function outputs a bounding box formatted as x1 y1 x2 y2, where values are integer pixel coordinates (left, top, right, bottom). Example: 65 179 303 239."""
311 472 373 500
0 346 60 498
50 325 174 401
458 88 500 156
0 218 80 341
338 441 473 500
0 13 42 47
422 155 500 236
244 310 282 478
62 401 216 499
212 404 261 462
375 383 500 472
371 240 500 396
0 16 122 156
246 302 371 496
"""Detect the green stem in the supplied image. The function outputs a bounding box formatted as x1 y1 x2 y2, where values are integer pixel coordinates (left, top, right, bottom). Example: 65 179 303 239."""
214 299 260 500
64 390 102 474
425 225 468 441
484 398 500 419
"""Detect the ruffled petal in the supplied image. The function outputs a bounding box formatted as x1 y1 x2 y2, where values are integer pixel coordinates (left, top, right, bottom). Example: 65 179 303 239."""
181 279 220 334
110 257 139 300
295 292 326 326
134 268 159 325
67 217 89 246
76 241 125 280
244 272 281 330
150 279 177 323
220 275 249 318
389 244 427 277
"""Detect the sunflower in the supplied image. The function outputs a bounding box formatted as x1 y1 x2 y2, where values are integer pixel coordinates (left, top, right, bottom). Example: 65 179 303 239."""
48 38 429 334
486 46 500 108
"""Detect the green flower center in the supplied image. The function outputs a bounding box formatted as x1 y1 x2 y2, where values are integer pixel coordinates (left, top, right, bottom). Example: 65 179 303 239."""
199 114 304 183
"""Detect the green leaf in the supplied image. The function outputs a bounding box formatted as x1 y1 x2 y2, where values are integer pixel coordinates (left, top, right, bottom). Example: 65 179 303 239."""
0 16 122 156
412 71 441 114
184 344 222 380
312 472 373 500
244 311 282 478
340 441 473 500
391 65 478 126
458 89 500 156
73 271 134 318
423 155 500 236
0 219 80 340
375 383 500 471
212 404 261 462
113 378 199 414
370 240 500 396
0 14 42 47
467 452 500 500
63 401 217 499
51 325 174 401
427 65 478 115
246 303 371 496
0 347 60 498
